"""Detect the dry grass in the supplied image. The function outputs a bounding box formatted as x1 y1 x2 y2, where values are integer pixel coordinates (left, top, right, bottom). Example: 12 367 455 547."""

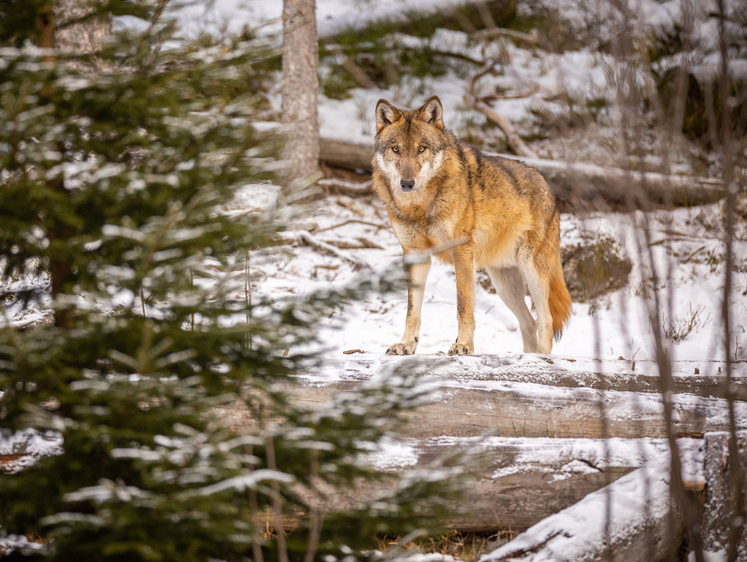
663 303 711 343
375 530 517 562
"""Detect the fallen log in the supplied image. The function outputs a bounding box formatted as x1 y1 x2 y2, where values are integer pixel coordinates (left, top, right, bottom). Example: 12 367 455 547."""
235 436 656 534
277 356 747 440
481 440 704 561
223 356 747 440
319 137 722 206
289 380 740 440
304 355 745 400
416 436 654 533
320 137 375 172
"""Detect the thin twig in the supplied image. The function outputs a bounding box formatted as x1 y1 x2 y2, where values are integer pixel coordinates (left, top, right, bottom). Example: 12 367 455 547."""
475 0 496 30
403 236 469 265
480 84 540 104
312 218 388 235
717 0 743 559
279 231 371 271
325 41 376 89
446 0 477 33
248 443 265 562
265 435 289 562
429 49 483 66
246 249 252 351
472 27 539 45
304 449 323 562
466 98 538 158
317 178 373 197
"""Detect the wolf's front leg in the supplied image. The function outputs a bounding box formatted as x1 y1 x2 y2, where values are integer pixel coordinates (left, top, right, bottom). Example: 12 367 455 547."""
449 245 475 355
387 256 431 355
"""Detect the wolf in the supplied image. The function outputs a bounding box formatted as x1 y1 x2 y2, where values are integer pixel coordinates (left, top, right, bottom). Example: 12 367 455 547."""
372 95 571 355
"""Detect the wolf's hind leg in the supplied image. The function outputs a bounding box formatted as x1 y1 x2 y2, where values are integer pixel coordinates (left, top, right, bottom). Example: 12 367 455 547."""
486 266 538 353
520 262 553 354
387 256 431 355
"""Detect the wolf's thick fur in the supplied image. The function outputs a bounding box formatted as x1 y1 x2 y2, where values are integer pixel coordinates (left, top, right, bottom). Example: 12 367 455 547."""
372 96 571 355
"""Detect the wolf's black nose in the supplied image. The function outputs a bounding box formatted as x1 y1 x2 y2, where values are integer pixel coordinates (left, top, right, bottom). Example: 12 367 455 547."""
400 179 415 191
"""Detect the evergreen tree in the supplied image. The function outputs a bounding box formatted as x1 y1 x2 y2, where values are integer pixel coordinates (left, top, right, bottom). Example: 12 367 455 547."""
0 1 459 560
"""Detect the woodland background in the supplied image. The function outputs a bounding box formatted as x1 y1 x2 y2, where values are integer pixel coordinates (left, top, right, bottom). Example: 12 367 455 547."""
0 1 746 561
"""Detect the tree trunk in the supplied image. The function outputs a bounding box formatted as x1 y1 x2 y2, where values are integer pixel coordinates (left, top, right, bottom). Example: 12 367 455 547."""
36 2 74 329
35 0 56 50
282 0 321 189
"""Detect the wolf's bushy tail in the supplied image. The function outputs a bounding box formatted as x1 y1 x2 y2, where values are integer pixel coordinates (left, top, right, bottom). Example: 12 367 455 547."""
549 264 572 340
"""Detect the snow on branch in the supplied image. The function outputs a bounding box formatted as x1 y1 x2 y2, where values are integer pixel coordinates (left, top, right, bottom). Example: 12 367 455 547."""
176 469 295 500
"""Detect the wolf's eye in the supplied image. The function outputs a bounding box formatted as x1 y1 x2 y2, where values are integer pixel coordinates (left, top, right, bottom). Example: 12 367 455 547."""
392 147 399 153
418 146 426 153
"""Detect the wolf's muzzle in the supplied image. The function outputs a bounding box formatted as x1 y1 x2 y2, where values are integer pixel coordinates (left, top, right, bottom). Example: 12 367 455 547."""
400 179 415 192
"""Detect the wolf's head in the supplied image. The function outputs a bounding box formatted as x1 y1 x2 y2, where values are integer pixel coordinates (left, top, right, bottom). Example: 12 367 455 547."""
373 96 447 194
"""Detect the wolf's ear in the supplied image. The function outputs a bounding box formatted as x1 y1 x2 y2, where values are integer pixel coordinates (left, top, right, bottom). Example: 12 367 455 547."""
375 99 401 132
417 96 444 129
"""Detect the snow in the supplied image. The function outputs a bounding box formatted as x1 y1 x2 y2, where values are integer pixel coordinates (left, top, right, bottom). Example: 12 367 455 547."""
480 439 704 561
175 469 295 499
688 549 727 562
0 428 63 473
0 534 45 556
359 436 420 471
484 436 670 479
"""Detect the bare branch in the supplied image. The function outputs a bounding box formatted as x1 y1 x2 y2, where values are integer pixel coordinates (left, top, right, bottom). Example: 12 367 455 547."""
312 219 388 235
316 178 373 197
324 41 376 89
480 83 540 104
465 97 538 158
472 27 539 46
464 61 539 158
265 435 289 562
279 231 371 271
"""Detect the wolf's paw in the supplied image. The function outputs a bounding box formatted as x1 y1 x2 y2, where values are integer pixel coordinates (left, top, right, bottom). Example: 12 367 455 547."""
448 342 473 356
386 342 417 355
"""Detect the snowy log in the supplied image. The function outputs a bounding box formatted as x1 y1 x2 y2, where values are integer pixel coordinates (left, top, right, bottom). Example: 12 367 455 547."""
318 137 722 206
216 355 730 534
273 356 747 440
480 440 704 561
415 436 649 533
242 437 656 535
